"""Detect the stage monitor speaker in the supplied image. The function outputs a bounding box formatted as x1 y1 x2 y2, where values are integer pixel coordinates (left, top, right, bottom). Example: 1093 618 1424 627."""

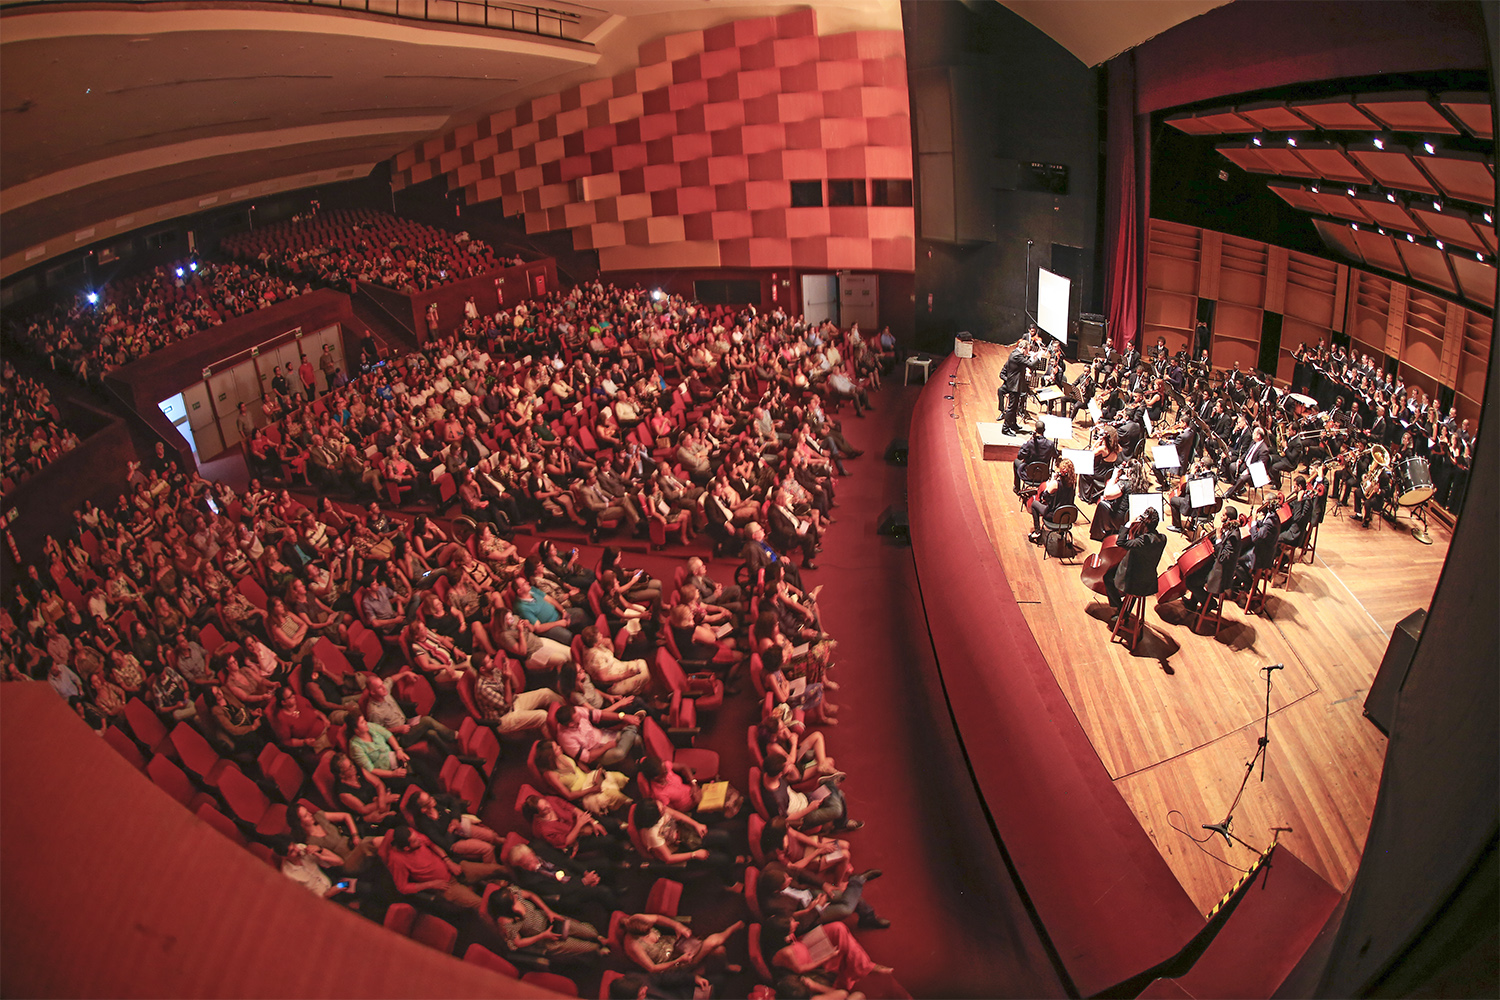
885 438 909 465
1363 608 1426 735
877 505 910 540
1077 315 1105 357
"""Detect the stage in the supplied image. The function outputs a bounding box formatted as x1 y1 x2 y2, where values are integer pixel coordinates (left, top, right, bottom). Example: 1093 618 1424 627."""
907 345 1452 994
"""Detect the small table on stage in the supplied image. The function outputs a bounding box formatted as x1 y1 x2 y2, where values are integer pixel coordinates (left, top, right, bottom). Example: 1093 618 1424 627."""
978 422 1013 461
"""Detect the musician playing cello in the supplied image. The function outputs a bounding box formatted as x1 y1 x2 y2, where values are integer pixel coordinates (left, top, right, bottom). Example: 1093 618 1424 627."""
1183 506 1243 616
1105 508 1167 624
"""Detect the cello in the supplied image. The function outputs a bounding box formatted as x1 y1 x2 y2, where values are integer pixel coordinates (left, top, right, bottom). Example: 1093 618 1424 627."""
1080 534 1126 595
1156 534 1216 604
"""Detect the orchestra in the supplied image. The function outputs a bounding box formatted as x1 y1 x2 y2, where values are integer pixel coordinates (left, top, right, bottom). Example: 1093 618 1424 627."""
994 331 1468 646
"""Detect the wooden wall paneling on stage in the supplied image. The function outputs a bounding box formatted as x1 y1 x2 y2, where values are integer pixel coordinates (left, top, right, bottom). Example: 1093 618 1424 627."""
948 341 1450 913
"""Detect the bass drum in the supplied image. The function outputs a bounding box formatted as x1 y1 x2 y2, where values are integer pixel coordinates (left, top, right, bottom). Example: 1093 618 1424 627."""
1396 455 1435 506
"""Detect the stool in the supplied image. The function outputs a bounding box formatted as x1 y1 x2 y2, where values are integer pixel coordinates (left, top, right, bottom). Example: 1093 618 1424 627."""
1111 593 1148 650
1273 543 1298 587
1193 594 1227 637
1242 566 1274 616
904 356 932 385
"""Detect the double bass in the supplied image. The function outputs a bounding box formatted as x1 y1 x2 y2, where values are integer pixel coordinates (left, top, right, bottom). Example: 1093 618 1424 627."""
1080 534 1125 595
1156 534 1217 605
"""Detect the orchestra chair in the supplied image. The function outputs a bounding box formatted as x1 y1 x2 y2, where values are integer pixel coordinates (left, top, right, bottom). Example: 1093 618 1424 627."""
1040 506 1080 562
1273 542 1299 588
1193 594 1228 637
1016 461 1051 508
1110 593 1149 651
1242 565 1274 617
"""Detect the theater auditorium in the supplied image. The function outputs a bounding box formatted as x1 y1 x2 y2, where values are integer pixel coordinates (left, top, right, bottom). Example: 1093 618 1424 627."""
0 2 1494 998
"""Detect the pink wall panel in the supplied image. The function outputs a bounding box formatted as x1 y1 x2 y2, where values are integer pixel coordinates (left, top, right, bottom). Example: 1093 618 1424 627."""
597 240 722 271
558 155 593 181
534 137 566 164
865 115 912 148
714 183 748 212
530 92 563 121
579 78 615 106
720 238 792 268
472 135 499 160
562 201 597 228
828 207 870 238
578 174 621 201
819 31 904 61
784 118 868 150
438 149 462 173
455 162 482 188
675 186 718 215
684 211 754 242
745 180 789 210
576 222 627 250
512 121 541 148
784 207 832 238
774 7 817 38
751 209 789 238
825 236 874 269
617 62 674 96
488 108 518 134
395 149 418 171
872 237 915 271
453 122 478 146
791 237 830 269
639 30 705 68
638 113 678 142
642 163 683 191
703 16 775 52
625 215 687 246
702 101 747 132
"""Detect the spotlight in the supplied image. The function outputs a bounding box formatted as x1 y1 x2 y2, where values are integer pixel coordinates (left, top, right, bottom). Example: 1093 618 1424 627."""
1432 199 1443 212
1377 227 1387 236
1347 186 1357 196
1351 223 1359 231
1251 135 1263 147
1485 211 1493 225
1479 252 1486 261
1435 239 1444 249
189 261 198 272
176 267 184 278
651 288 665 301
1406 233 1415 242
86 292 98 304
1310 182 1320 193
1372 137 1384 149
1386 192 1396 203
1286 135 1297 147
1423 141 1435 154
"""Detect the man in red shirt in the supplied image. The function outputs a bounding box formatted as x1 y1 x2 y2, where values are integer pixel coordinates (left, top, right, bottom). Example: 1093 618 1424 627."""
383 826 504 911
298 355 317 401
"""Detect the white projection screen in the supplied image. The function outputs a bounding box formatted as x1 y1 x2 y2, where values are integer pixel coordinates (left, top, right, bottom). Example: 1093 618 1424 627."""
1036 267 1070 343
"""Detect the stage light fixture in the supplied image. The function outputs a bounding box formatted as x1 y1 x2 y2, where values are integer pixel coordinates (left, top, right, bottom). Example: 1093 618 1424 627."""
1432 199 1443 211
1435 239 1444 249
1372 137 1385 149
175 268 184 277
1347 186 1357 196
1310 182 1320 193
1251 135 1263 146
1485 211 1493 224
86 292 98 304
1286 136 1297 146
1423 141 1435 154
1377 227 1387 235
189 261 198 272
1351 223 1359 230
1478 252 1485 261
1386 192 1397 203
1406 233 1415 242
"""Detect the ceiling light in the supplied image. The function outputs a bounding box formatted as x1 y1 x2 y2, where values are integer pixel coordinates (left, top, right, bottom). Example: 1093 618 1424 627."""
1423 141 1435 154
1372 137 1385 149
1351 223 1359 231
1311 182 1320 193
1252 135 1263 146
1347 186 1357 196
1386 192 1397 203
1377 227 1387 236
1286 136 1297 147
1432 199 1443 211
1406 233 1415 242
1478 252 1485 261
1485 212 1493 224
1435 239 1444 249
86 292 98 304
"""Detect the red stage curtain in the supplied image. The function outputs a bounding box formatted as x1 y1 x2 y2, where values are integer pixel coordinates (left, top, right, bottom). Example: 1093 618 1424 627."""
1103 52 1141 353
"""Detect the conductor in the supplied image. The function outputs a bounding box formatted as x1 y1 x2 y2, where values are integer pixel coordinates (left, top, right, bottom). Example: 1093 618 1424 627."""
999 327 1046 435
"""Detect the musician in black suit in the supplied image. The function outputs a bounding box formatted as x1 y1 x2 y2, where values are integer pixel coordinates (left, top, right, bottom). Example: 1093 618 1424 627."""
1226 427 1270 500
1105 508 1167 620
998 330 1044 434
1236 506 1280 589
1278 476 1316 548
1013 421 1058 492
1184 507 1243 614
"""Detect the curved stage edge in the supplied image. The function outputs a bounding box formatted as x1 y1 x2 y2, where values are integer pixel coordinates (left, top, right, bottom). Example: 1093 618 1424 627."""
907 354 1205 997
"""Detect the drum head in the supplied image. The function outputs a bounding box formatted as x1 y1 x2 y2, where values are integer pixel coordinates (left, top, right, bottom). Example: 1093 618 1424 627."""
1397 455 1435 506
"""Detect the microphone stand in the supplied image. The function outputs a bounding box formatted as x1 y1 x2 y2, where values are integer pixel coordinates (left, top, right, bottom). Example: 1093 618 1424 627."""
1203 662 1282 849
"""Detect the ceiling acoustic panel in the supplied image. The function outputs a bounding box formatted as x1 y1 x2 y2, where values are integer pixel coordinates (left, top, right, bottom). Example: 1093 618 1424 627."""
1450 256 1497 309
1312 217 1365 262
1194 107 1259 133
1395 238 1457 293
1351 227 1408 275
1216 142 1280 174
1308 189 1371 223
1414 151 1495 207
1288 96 1381 131
1353 195 1422 232
1354 91 1460 134
1267 181 1322 213
1411 206 1489 253
1291 142 1369 185
1347 145 1439 195
1438 92 1495 140
1165 112 1231 136
1235 101 1311 132
1252 143 1321 178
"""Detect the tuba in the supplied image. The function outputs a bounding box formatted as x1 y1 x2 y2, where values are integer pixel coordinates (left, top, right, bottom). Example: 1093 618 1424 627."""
1361 444 1389 496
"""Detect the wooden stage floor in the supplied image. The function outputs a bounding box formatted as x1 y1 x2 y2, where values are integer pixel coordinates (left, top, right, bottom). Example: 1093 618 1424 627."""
943 342 1451 913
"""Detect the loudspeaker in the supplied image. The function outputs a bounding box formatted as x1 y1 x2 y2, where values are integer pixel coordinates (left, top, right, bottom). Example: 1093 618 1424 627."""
1077 314 1105 357
1363 608 1426 735
877 506 910 540
885 438 909 465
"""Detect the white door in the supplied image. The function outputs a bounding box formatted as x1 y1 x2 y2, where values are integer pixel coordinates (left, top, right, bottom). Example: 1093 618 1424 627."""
839 273 879 332
801 274 838 328
183 381 223 458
